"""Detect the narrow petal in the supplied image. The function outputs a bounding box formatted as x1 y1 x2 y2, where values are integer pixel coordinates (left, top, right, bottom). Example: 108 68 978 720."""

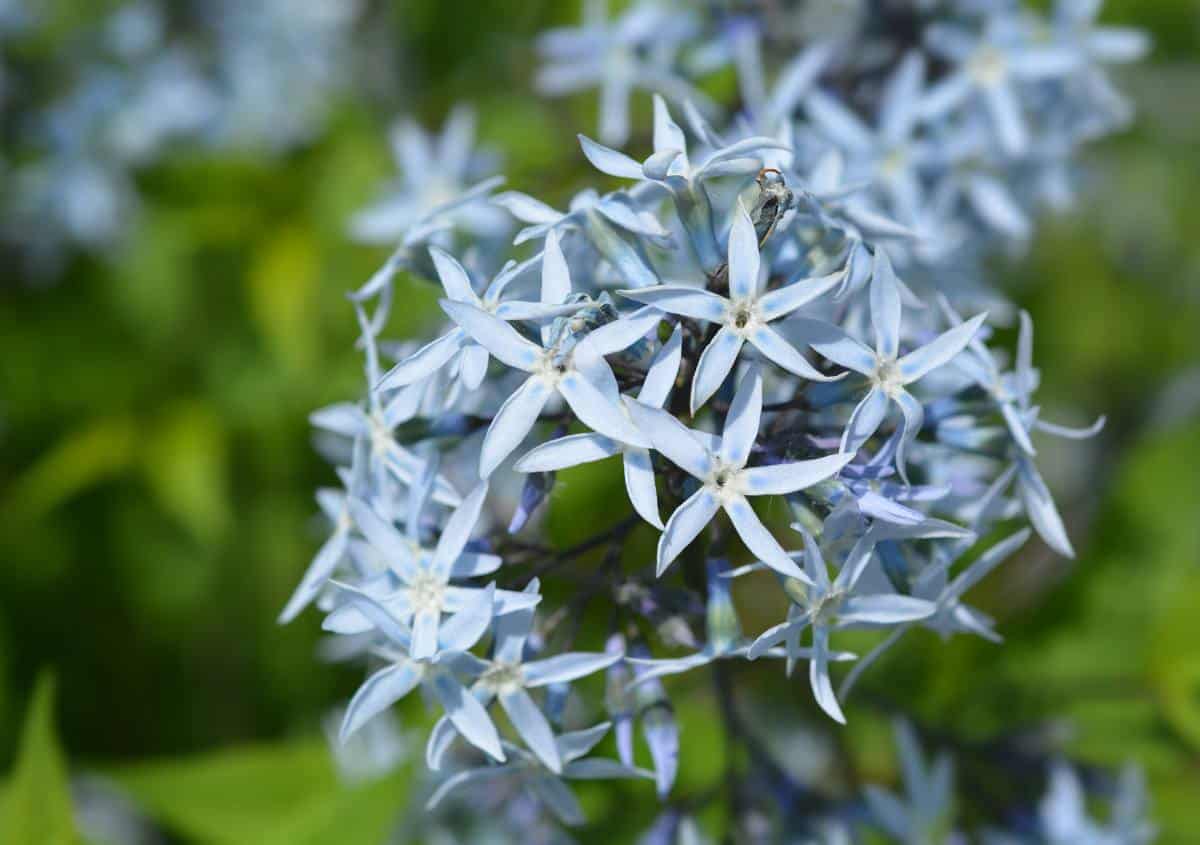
727 199 760 301
718 367 762 468
624 449 663 529
559 371 648 447
425 764 514 811
480 377 553 477
810 628 846 723
378 329 465 390
578 134 644 179
438 584 495 652
898 313 987 384
516 432 620 473
758 271 842 322
459 343 490 391
433 482 490 575
983 82 1028 156
500 687 561 773
871 250 902 359
879 51 926 144
724 496 807 580
340 662 422 743
492 190 563 225
894 389 925 482
691 327 744 414
742 453 854 496
638 323 683 408
841 387 891 455
657 489 721 576
1016 455 1075 558
837 594 936 624
541 228 572 305
623 398 713 479
347 498 417 580
748 323 838 382
440 299 541 372
747 616 809 660
278 529 347 624
411 606 441 660
523 651 622 687
618 285 727 323
429 246 478 303
449 553 503 579
575 305 663 358
431 673 505 762
788 317 877 375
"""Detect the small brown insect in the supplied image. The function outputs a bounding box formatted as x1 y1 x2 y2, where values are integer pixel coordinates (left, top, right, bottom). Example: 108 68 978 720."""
749 167 794 246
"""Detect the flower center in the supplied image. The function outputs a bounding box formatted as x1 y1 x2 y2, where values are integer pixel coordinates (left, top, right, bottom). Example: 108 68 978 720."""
969 46 1008 87
875 357 904 395
408 570 446 613
481 661 523 692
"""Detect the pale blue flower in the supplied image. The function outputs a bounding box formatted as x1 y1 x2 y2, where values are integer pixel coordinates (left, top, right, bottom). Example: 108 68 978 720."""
627 367 853 579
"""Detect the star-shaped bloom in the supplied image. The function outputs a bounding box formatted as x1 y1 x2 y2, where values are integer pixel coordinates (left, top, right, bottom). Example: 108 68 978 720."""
438 237 649 478
333 580 499 750
579 95 788 270
627 367 853 580
324 468 537 660
625 559 854 688
377 234 581 394
863 720 959 844
747 528 936 723
622 199 844 413
535 0 706 146
515 319 678 528
920 15 1083 156
426 721 651 826
805 51 931 222
799 250 987 478
310 305 462 506
424 585 621 774
349 106 507 245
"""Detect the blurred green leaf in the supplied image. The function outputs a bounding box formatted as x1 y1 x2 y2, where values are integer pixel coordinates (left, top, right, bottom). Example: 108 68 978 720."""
109 738 409 845
1 417 137 522
0 671 78 845
140 400 230 544
247 227 320 375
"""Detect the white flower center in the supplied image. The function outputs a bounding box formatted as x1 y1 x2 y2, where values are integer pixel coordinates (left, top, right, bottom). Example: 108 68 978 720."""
725 300 761 336
481 661 523 693
875 356 904 396
706 461 744 501
969 46 1008 87
408 570 446 614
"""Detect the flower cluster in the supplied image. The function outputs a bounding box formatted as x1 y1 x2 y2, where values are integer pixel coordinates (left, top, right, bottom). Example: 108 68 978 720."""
0 0 369 273
286 0 1149 839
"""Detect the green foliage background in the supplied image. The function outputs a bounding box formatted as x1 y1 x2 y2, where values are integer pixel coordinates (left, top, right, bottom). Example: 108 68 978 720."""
0 1 1198 842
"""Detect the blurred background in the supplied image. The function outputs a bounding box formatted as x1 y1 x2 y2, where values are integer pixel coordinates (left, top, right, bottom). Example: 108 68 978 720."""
0 0 1197 842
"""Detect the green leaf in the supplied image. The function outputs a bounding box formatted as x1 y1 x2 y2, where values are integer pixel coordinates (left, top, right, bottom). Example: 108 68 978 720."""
109 737 410 845
140 400 231 544
0 671 79 845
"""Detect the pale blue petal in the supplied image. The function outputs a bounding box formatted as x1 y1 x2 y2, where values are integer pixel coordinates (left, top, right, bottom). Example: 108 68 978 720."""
378 329 465 390
638 323 683 407
657 488 721 576
578 134 644 179
438 583 494 652
894 389 925 483
556 722 611 763
652 94 687 157
516 432 620 473
492 190 562 225
459 342 490 391
532 773 585 826
810 628 846 723
480 377 553 477
347 498 417 580
879 51 926 144
433 482 489 575
440 299 541 372
742 453 853 496
618 285 727 323
310 403 368 438
841 387 890 455
524 651 622 687
340 661 422 743
541 228 572 306
576 305 663 358
807 89 873 152
789 317 876 375
838 594 936 625
727 199 760 301
833 530 879 593
719 367 762 468
411 607 441 660
748 323 837 382
724 496 807 580
429 246 478 303
279 529 347 624
967 175 1031 239
500 687 561 772
898 313 988 383
871 250 902 359
426 764 514 811
432 672 505 762
623 398 713 480
944 528 1031 601
691 327 744 414
559 371 649 447
624 652 712 688
748 615 809 660
1016 455 1075 558
758 271 842 322
624 449 663 529
983 82 1028 156
449 552 503 578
